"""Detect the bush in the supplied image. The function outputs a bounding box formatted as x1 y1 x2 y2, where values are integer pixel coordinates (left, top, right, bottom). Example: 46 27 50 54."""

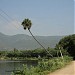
12 56 72 75
55 34 75 58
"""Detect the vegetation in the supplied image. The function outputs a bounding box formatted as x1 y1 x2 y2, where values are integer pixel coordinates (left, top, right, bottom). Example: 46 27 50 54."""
0 47 69 60
12 56 72 75
55 34 75 59
21 18 53 57
0 20 74 75
0 34 74 75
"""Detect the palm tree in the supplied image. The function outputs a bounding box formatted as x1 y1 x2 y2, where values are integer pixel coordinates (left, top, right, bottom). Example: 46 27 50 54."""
21 18 53 57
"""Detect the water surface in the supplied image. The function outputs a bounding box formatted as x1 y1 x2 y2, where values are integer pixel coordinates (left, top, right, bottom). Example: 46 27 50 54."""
0 60 38 75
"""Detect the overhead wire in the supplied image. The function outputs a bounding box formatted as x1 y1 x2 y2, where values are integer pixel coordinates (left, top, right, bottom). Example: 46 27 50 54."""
0 8 21 24
0 13 10 23
0 8 24 31
0 8 53 57
0 13 17 34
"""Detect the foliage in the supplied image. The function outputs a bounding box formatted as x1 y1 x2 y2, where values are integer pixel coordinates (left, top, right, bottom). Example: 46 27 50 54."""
55 34 75 59
5 49 59 59
21 18 32 30
12 56 72 75
21 18 53 57
0 47 70 60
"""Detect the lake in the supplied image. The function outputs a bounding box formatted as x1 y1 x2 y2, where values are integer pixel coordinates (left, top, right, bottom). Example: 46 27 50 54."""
0 60 38 75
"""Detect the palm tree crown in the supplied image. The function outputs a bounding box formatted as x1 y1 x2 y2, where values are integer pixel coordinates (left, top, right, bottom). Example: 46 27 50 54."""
21 18 53 57
21 18 32 30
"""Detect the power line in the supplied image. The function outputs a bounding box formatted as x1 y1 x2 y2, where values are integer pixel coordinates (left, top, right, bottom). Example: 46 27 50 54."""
0 13 19 31
0 13 18 34
0 8 53 57
0 8 22 26
0 13 10 23
0 9 25 34
0 8 14 21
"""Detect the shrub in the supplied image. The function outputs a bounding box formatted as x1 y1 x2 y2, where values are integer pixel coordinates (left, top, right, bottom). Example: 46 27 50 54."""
12 56 72 75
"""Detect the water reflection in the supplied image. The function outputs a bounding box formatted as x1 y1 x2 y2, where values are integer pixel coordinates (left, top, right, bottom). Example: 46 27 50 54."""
0 60 38 75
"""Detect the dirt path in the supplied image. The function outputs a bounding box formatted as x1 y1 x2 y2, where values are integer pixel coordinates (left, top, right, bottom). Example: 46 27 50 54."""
48 61 75 75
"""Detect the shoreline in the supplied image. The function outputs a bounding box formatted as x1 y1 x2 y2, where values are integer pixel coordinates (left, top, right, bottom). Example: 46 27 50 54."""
0 57 39 61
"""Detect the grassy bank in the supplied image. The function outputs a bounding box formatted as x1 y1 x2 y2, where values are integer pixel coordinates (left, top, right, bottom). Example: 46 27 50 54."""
0 57 38 61
12 56 72 75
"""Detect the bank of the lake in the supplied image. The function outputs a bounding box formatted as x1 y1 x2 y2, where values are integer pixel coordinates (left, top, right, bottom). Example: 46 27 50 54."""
0 56 39 61
0 60 38 75
11 56 73 75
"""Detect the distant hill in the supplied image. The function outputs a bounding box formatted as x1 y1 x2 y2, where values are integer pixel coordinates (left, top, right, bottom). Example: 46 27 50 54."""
0 32 64 50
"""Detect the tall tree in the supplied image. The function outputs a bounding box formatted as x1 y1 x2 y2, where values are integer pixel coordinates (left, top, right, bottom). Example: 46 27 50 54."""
21 18 53 57
55 34 75 59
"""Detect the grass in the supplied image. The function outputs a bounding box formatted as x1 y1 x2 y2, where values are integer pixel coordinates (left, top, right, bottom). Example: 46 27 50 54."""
12 56 73 75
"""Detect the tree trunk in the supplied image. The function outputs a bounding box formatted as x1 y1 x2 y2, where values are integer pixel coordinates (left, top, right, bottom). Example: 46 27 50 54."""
28 29 53 57
60 50 63 59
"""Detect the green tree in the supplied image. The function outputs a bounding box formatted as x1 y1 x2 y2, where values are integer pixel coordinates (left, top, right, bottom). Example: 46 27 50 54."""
55 34 75 59
21 18 53 57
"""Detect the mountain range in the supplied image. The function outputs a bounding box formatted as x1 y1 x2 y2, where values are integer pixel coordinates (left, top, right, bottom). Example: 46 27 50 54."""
0 32 64 50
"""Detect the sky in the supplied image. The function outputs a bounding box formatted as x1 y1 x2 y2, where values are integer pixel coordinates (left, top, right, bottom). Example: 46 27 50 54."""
0 0 74 36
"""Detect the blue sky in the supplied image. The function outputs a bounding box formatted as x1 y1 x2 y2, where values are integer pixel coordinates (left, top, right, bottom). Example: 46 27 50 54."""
0 0 74 36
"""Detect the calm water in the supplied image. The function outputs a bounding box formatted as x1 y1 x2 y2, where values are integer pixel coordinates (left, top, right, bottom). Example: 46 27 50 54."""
0 60 38 75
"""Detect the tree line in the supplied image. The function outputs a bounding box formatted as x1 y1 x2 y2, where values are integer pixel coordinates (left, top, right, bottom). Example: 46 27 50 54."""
0 48 68 59
0 34 75 59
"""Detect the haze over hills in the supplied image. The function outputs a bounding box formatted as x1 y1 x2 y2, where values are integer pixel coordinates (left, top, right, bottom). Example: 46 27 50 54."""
0 32 64 50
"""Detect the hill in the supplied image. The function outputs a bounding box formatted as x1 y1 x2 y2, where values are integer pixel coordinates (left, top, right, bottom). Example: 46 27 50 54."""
0 32 64 50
